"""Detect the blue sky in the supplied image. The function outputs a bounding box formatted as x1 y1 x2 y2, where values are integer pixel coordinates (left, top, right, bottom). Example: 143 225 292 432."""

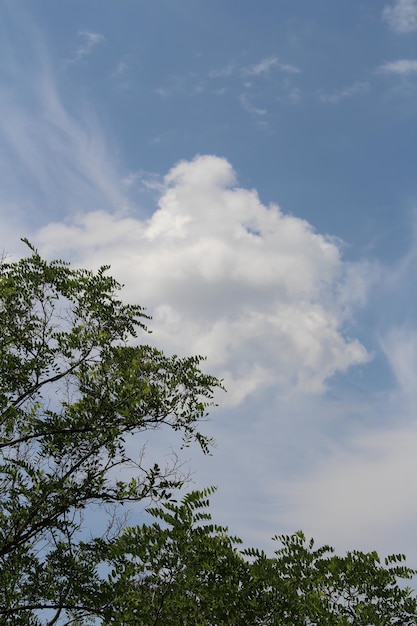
2 0 417 560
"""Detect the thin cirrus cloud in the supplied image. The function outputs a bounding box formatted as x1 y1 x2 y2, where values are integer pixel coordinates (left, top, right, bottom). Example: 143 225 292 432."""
377 59 417 74
36 154 370 405
70 30 105 63
208 63 236 79
208 57 300 81
238 93 267 117
0 37 127 225
318 81 370 104
242 56 301 76
382 0 417 33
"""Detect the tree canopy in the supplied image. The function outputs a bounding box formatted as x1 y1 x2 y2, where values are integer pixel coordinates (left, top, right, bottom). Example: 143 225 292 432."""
101 489 417 625
0 242 220 624
0 242 416 625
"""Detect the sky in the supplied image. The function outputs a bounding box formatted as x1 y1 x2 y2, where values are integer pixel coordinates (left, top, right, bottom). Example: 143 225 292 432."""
2 0 417 563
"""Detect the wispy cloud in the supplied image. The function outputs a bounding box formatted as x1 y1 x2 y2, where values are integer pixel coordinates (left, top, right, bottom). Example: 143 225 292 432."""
110 61 135 90
208 63 236 78
277 62 301 74
377 59 417 74
318 81 369 104
112 61 128 77
155 75 188 98
383 0 417 33
0 35 127 228
283 86 302 104
72 30 105 62
243 56 278 76
209 58 300 82
239 93 267 116
243 56 301 77
122 169 164 193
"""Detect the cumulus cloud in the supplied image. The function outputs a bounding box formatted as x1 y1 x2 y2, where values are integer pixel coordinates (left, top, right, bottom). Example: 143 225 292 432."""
278 308 417 554
377 59 417 74
36 155 369 404
383 0 417 33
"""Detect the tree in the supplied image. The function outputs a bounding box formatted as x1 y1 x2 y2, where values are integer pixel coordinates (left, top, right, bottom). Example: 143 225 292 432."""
0 242 221 625
99 487 254 625
99 490 417 625
1 243 416 625
246 533 417 625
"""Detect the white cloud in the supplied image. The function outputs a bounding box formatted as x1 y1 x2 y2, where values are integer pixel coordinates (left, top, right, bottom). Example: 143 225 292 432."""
79 31 104 46
122 169 163 192
274 264 417 555
209 58 300 82
36 155 369 404
380 327 417 398
318 82 369 104
243 56 300 77
239 93 267 117
284 423 417 552
0 51 127 226
377 59 417 74
74 30 105 61
111 61 133 88
243 56 278 76
383 0 417 33
277 62 301 74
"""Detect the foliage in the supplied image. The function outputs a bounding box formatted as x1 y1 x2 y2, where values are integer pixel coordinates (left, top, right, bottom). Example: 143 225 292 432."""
99 490 417 626
245 533 417 626
0 243 416 625
98 487 253 625
0 242 221 625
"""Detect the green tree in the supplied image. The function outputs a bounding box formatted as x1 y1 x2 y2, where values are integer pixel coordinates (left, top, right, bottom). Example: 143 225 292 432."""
100 490 417 625
99 487 254 625
246 533 417 625
0 242 221 625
